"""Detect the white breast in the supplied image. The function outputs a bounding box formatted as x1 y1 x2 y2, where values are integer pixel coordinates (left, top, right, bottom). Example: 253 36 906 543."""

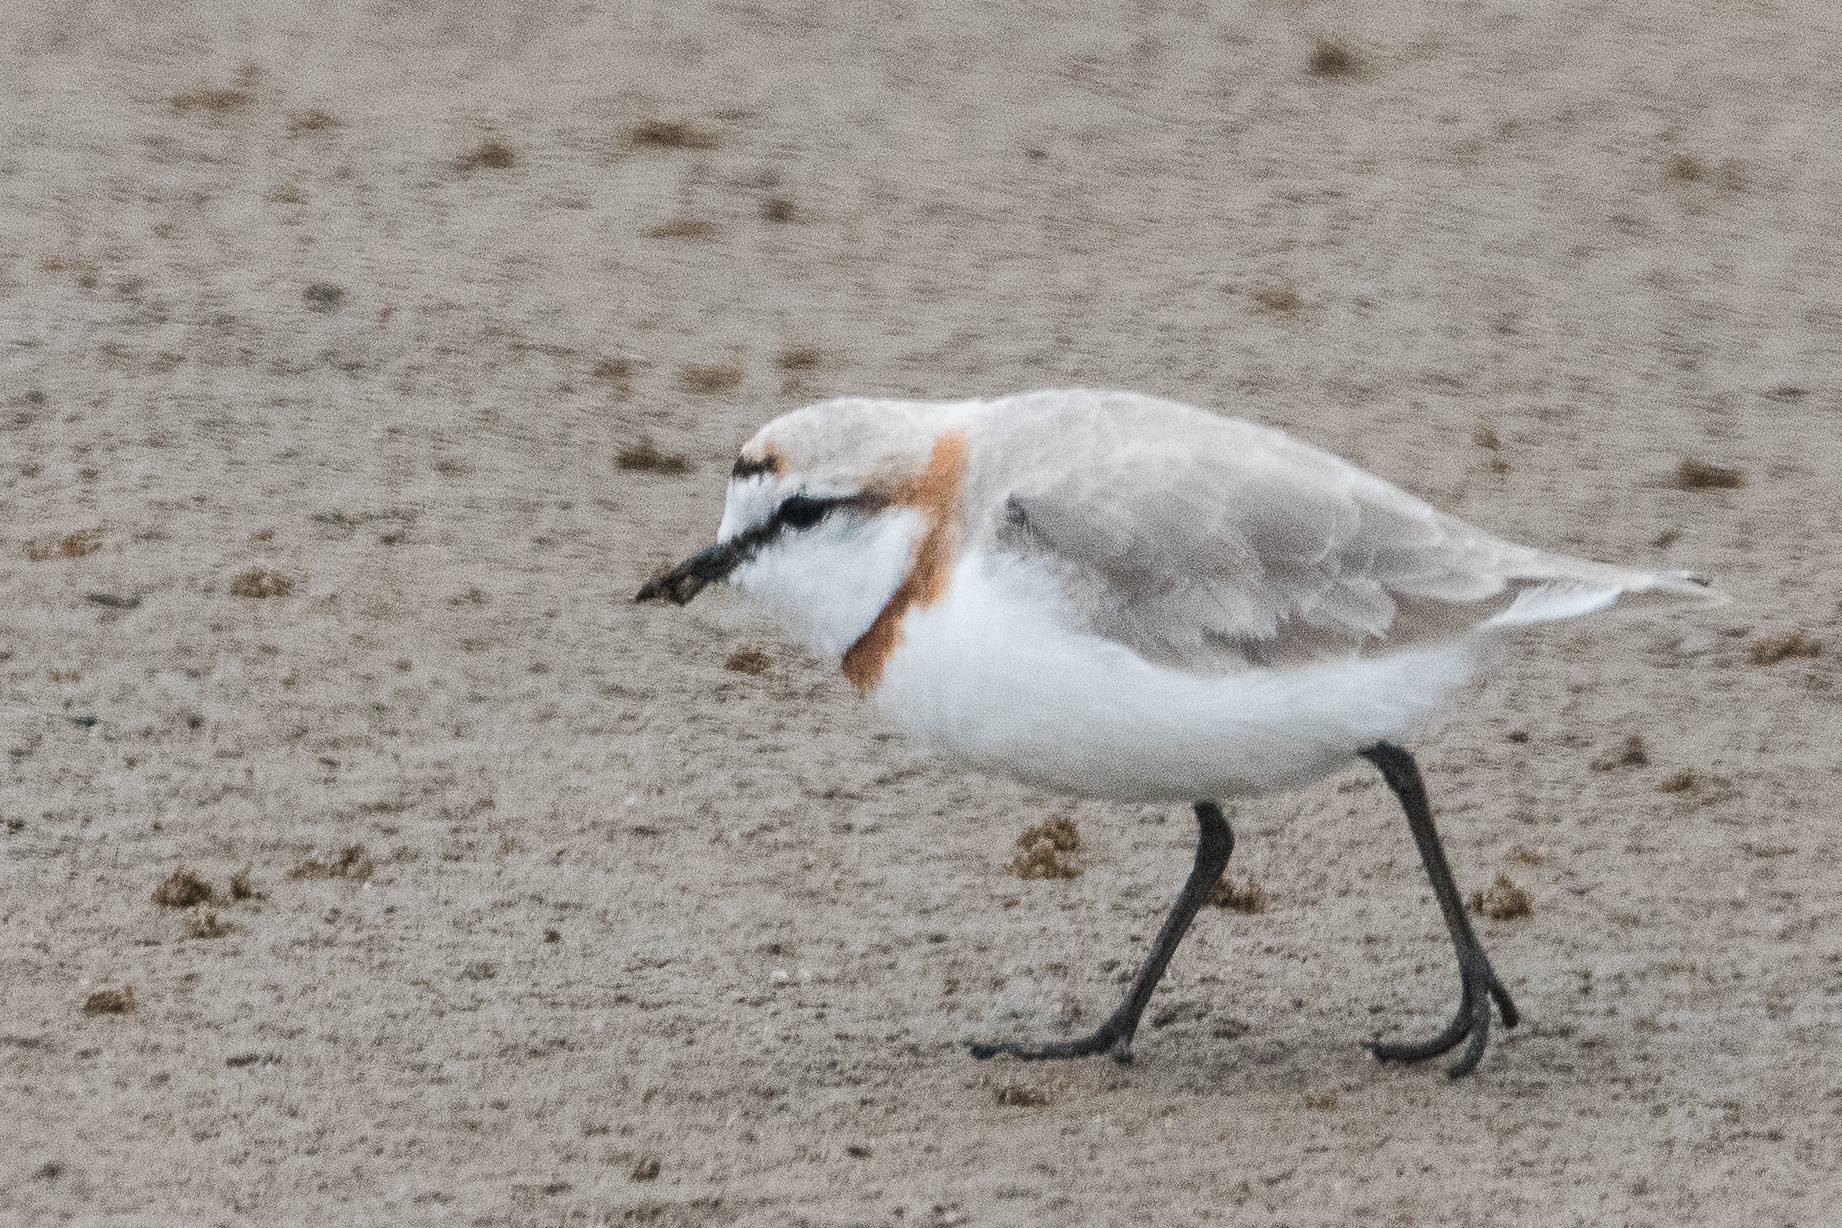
872 551 1478 803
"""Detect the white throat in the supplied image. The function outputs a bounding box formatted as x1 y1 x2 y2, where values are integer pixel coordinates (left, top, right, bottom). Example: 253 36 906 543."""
731 507 926 660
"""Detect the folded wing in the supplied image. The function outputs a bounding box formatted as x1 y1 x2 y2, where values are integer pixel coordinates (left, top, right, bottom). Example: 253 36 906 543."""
990 412 1716 674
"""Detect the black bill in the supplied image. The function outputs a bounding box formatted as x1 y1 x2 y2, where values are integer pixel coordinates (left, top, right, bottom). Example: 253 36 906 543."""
635 529 768 606
636 492 862 606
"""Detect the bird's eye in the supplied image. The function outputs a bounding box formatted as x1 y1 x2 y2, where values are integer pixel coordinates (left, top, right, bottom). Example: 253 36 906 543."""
776 494 831 530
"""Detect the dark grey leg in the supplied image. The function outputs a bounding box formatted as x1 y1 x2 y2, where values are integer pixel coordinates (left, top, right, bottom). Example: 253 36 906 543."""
1361 741 1518 1078
970 801 1234 1065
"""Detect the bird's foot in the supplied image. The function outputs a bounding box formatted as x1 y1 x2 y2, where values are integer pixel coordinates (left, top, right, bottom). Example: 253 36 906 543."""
1370 948 1518 1079
969 1020 1133 1065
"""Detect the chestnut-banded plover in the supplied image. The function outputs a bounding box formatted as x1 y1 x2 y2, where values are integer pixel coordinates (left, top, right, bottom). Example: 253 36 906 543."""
638 389 1722 1077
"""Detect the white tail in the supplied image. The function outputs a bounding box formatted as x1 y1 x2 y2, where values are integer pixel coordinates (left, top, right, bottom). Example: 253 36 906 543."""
1484 569 1727 629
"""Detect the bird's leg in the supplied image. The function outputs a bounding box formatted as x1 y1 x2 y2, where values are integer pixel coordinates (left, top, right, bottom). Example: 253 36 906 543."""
970 801 1234 1066
1360 741 1518 1078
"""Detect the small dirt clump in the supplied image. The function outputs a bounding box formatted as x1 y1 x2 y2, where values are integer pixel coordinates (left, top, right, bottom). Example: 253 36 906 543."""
172 88 252 113
288 109 339 134
1591 734 1650 770
1470 874 1534 921
82 986 135 1016
647 218 717 240
289 843 374 882
1656 770 1738 806
1251 284 1302 313
230 569 293 599
1210 872 1267 914
1750 630 1821 666
725 647 771 675
25 529 102 562
1007 817 1082 880
459 140 515 170
153 867 215 908
993 1083 1053 1107
186 910 234 939
680 364 743 395
303 283 344 312
617 442 692 475
1150 1000 1208 1029
629 120 717 149
229 868 265 900
1309 39 1359 77
1671 458 1744 490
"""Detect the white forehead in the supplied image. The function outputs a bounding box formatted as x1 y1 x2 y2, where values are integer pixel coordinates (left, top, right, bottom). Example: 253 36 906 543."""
716 474 779 542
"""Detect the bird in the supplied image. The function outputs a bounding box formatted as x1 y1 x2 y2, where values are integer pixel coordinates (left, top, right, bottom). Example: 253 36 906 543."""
636 388 1723 1078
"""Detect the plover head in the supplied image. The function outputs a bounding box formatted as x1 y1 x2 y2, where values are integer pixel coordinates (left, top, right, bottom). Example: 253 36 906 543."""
636 397 974 669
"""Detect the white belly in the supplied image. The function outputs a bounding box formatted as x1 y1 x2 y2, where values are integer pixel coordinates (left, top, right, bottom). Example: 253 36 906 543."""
874 553 1477 803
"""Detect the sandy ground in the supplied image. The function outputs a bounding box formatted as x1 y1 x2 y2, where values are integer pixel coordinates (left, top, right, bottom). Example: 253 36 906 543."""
5 1 1842 1224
